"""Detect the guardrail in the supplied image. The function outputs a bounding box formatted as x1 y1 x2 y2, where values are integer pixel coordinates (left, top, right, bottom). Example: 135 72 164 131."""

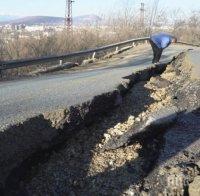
177 41 200 47
1 37 199 71
0 37 150 71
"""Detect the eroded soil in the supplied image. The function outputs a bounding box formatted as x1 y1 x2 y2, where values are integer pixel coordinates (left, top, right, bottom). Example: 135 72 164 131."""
4 52 200 196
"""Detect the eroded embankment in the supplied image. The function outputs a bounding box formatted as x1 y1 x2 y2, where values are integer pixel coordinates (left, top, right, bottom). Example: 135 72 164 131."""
26 51 199 196
0 58 167 194
1 50 200 196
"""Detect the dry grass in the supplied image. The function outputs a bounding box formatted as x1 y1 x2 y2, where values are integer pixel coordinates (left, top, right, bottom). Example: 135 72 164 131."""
0 8 199 78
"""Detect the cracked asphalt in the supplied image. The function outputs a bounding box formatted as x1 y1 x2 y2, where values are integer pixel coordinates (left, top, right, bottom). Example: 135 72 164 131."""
0 44 196 131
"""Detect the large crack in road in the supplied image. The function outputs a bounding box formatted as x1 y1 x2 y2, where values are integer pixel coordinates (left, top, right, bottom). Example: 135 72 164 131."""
1 51 200 196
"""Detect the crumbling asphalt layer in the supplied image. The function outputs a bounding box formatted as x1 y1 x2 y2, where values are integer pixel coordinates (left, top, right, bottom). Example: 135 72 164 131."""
1 49 200 196
0 44 194 132
141 52 200 196
0 58 167 195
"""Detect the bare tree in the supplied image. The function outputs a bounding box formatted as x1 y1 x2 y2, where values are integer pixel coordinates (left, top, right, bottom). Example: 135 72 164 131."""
148 0 160 35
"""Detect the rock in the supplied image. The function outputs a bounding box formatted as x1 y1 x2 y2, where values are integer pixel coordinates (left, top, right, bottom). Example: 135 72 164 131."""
189 176 200 196
148 76 171 89
128 115 135 121
124 189 135 196
103 133 111 142
114 123 122 129
150 77 157 83
145 107 178 127
161 72 177 81
121 80 130 89
164 65 175 73
98 144 103 148
151 89 167 101
109 160 114 166
135 117 141 122
138 112 147 121
44 109 69 128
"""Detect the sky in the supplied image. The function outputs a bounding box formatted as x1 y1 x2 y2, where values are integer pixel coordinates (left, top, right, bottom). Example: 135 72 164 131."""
0 0 199 17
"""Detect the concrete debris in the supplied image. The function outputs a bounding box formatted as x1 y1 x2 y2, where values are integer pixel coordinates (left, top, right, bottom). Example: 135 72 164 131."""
43 109 69 128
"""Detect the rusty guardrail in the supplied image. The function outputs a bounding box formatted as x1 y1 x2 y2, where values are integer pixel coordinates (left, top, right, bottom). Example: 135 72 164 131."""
0 37 150 71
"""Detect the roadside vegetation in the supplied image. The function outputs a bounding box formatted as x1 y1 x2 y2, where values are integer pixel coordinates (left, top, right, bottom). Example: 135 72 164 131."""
0 9 200 61
0 0 199 77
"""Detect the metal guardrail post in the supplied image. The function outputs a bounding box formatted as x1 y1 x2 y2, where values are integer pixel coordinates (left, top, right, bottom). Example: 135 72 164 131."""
92 52 96 60
59 60 63 66
115 46 119 52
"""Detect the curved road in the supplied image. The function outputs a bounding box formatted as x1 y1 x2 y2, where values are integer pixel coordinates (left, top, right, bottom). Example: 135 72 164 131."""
0 44 195 131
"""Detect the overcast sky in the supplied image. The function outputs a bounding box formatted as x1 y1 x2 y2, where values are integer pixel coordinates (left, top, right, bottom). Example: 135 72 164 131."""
0 0 199 17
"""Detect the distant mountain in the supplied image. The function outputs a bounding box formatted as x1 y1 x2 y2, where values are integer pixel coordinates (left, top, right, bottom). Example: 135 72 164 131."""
0 16 64 25
0 15 102 26
74 14 102 25
0 15 19 22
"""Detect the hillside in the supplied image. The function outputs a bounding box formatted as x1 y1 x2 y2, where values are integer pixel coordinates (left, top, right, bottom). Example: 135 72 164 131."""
0 14 102 26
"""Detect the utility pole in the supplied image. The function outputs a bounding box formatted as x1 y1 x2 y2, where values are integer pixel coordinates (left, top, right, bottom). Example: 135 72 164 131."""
65 0 74 31
140 2 145 26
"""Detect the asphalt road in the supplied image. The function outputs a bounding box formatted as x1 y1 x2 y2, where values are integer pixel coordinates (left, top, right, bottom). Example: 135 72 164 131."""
0 44 196 131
